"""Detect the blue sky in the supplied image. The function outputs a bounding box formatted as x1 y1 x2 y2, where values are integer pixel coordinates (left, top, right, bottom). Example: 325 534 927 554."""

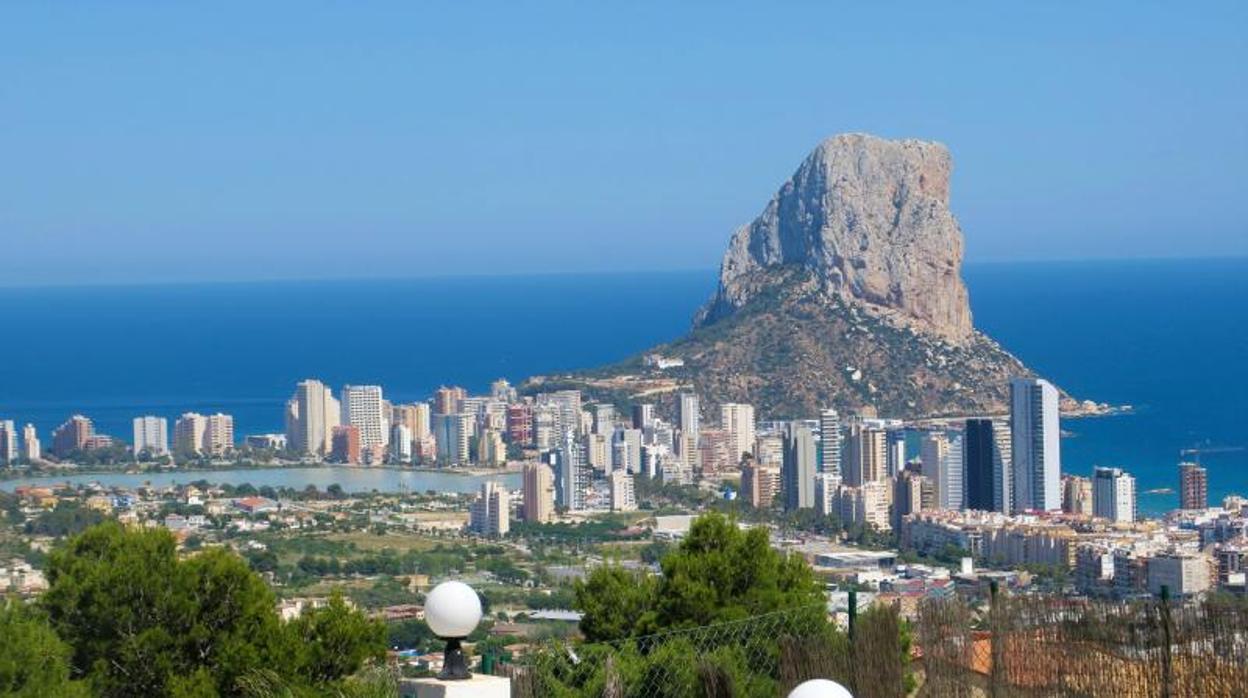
2 2 1245 284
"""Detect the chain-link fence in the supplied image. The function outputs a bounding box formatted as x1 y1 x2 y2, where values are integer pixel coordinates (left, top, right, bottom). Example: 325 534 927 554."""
498 602 909 698
488 590 1247 697
917 588 1248 698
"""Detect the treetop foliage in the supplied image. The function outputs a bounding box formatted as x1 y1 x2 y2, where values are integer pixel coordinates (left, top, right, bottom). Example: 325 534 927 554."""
14 521 386 697
574 511 825 642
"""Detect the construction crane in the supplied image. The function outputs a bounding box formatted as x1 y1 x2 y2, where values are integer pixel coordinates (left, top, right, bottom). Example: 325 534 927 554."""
1179 445 1246 464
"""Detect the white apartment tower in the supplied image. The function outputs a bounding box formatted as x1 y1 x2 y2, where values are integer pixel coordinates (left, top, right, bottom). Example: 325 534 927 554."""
470 481 510 537
922 431 964 511
720 403 756 466
1093 466 1137 524
342 385 388 449
819 409 842 477
609 470 637 511
1010 378 1061 512
0 421 16 465
21 424 40 462
678 393 700 440
132 416 169 456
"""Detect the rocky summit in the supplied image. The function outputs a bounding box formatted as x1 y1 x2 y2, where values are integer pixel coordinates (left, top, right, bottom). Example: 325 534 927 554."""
698 133 972 344
528 133 1064 419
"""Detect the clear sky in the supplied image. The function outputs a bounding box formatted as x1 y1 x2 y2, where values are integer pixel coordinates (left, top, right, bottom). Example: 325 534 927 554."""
2 2 1245 285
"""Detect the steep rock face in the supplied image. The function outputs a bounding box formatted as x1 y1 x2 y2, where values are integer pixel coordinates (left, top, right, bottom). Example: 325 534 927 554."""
697 133 973 344
525 133 1073 419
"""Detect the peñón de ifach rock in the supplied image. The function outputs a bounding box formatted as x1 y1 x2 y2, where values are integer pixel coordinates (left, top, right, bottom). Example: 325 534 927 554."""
526 133 1069 419
697 133 971 344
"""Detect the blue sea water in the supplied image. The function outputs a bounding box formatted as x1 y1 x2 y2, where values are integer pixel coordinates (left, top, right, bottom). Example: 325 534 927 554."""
0 259 1244 513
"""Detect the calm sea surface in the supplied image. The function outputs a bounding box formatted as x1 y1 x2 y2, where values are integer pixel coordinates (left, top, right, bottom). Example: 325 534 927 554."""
1 260 1244 513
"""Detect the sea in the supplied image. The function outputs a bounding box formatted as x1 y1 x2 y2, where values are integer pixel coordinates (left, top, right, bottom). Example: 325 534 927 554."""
0 258 1244 514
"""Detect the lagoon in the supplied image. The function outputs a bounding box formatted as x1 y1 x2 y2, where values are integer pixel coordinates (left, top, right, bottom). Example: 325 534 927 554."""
0 466 521 494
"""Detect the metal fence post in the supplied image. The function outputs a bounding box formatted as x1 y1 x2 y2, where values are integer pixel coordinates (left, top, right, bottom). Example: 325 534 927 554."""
989 581 1003 698
1159 585 1173 698
848 588 857 642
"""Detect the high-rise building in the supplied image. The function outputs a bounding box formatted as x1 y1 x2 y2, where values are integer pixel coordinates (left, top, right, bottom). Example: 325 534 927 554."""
433 386 466 416
132 416 169 456
592 404 615 436
782 422 817 511
341 385 387 449
964 419 1010 512
433 413 472 465
815 473 841 517
204 414 234 456
478 428 506 467
506 403 534 446
174 413 208 456
331 425 361 464
844 425 887 486
588 432 611 472
1062 475 1094 516
522 462 555 523
677 393 700 440
818 409 842 477
741 461 781 509
533 405 558 451
720 403 756 466
613 428 643 474
885 428 907 478
537 390 582 438
632 403 655 430
609 471 636 512
490 379 516 403
556 432 588 511
0 421 17 465
1093 466 1136 523
392 403 431 442
286 379 341 456
754 433 784 466
51 415 94 457
21 424 40 462
469 481 510 537
698 428 732 475
1010 377 1061 512
921 431 964 510
835 481 892 532
390 423 413 463
1179 462 1208 510
893 470 934 530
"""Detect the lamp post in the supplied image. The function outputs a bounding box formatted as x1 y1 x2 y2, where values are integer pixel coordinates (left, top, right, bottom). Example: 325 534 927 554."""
425 581 483 681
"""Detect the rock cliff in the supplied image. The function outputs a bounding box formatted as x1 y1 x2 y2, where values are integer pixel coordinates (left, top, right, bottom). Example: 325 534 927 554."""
697 133 972 343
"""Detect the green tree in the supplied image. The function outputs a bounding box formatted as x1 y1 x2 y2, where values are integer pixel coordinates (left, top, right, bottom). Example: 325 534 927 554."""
649 512 824 630
0 601 89 697
285 592 386 685
574 566 657 642
25 501 105 537
40 521 385 697
575 512 825 641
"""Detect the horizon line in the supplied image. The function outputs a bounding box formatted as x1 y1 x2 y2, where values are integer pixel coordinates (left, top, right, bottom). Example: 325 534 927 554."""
0 253 1244 292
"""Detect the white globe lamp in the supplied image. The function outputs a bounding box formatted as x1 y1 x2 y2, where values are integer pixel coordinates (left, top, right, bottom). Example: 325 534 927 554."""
425 581 483 680
788 678 854 698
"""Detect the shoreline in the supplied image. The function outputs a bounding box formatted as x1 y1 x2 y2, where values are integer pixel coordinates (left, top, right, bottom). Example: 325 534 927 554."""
0 460 523 485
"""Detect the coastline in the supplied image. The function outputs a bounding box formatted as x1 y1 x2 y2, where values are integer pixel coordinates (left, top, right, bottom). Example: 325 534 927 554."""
0 460 523 485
